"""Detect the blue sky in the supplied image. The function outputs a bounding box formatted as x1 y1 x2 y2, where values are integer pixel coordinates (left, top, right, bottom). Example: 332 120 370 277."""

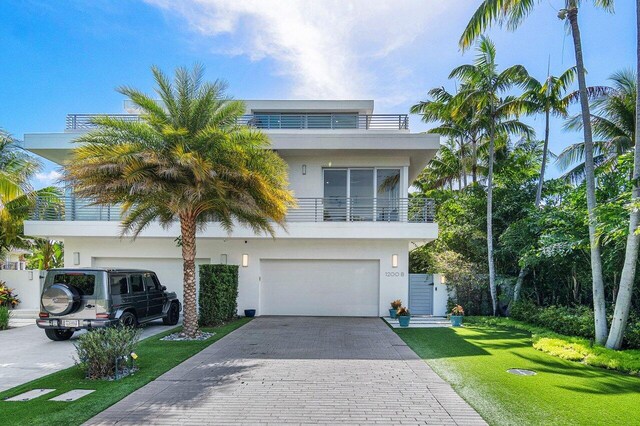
0 0 635 187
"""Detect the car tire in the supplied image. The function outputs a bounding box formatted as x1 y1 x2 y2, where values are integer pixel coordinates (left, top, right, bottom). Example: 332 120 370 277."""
118 311 138 328
45 328 74 341
163 303 180 326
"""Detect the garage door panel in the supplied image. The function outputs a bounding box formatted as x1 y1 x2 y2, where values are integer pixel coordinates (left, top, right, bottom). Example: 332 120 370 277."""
260 260 379 316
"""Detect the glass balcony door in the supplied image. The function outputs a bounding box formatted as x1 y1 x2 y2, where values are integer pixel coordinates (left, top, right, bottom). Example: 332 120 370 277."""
349 169 374 221
323 169 348 221
376 169 401 221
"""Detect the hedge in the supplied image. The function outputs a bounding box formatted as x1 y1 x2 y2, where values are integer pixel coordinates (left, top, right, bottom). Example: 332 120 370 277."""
199 264 239 326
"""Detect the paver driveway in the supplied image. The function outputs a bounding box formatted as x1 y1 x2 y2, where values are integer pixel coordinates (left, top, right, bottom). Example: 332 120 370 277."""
87 317 486 425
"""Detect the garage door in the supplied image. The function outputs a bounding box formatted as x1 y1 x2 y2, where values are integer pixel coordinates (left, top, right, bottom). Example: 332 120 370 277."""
260 259 379 316
92 257 208 305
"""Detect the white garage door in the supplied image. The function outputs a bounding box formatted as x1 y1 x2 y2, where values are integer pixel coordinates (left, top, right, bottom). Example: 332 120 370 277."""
92 257 208 305
260 259 379 316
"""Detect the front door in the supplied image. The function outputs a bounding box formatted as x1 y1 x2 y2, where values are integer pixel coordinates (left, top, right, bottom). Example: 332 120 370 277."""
409 274 434 315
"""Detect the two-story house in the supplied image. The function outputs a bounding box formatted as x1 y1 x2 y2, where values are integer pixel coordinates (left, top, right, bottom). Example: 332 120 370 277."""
23 100 443 317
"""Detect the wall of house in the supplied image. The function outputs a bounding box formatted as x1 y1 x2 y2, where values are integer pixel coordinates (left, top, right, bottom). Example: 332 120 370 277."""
0 270 44 310
61 237 410 316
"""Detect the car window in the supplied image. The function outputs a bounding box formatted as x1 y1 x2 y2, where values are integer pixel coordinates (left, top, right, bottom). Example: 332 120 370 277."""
52 273 96 296
130 274 145 293
110 275 128 295
143 274 160 291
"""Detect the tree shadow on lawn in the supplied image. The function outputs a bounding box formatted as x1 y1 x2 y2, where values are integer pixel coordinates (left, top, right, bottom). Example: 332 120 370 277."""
397 327 491 359
510 351 640 395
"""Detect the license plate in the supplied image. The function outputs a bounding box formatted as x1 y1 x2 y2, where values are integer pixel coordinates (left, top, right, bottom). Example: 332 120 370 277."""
62 320 79 327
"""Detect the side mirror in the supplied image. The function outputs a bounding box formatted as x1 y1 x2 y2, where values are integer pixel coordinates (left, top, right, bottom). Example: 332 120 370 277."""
162 286 167 291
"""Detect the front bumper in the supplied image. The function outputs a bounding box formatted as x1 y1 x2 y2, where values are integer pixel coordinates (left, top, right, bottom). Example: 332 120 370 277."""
36 318 118 330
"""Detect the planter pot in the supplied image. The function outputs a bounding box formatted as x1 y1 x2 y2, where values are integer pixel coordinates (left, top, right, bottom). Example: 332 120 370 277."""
244 309 256 318
450 315 463 327
389 308 398 319
398 315 411 327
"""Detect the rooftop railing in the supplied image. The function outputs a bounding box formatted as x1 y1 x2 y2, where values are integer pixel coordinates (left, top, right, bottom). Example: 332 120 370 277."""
65 113 409 130
30 196 435 224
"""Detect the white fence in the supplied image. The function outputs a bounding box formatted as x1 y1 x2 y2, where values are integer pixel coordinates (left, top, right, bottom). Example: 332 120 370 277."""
0 270 44 310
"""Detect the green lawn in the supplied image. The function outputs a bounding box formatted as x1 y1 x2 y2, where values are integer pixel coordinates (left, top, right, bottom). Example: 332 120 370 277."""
0 318 251 426
396 325 640 426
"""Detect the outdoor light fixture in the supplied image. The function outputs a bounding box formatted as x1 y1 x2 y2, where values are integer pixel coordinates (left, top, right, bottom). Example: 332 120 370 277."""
302 164 307 175
242 254 249 267
220 254 228 265
391 254 398 268
73 252 80 265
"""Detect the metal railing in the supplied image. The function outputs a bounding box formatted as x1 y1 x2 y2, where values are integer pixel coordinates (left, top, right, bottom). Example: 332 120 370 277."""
30 196 435 223
65 113 409 130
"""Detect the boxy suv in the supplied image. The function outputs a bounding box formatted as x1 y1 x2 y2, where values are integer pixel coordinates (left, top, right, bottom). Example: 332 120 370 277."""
37 268 181 341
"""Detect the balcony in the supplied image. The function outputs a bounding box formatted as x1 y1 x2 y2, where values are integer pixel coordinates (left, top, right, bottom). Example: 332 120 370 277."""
30 196 435 223
65 113 409 131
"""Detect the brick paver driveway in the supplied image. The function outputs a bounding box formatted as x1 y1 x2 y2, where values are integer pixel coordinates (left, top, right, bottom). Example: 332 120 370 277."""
87 317 486 425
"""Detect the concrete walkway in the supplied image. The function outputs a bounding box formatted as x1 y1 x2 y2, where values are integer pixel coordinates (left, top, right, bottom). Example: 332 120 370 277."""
0 321 177 392
87 317 486 425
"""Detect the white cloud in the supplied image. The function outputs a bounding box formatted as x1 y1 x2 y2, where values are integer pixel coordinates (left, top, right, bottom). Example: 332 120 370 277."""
34 170 63 187
145 0 475 109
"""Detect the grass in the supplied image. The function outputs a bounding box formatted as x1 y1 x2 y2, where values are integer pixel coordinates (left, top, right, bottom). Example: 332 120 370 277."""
0 318 251 426
396 324 640 426
466 316 640 375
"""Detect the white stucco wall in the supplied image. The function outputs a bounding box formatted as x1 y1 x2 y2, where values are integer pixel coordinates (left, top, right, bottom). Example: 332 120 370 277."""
62 237 409 317
0 270 44 310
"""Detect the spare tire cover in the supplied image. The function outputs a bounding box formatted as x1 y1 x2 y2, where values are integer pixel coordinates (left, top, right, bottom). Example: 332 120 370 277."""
41 283 80 315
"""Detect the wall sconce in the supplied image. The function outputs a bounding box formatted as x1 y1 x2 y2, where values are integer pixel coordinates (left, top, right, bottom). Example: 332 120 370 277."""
242 254 249 267
220 254 228 265
302 164 307 175
73 252 80 265
441 275 446 284
28 270 33 280
391 254 398 268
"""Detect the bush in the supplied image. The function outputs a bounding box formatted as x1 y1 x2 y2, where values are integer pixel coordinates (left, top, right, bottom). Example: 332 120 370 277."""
0 305 9 330
75 327 141 379
199 264 239 326
0 282 20 307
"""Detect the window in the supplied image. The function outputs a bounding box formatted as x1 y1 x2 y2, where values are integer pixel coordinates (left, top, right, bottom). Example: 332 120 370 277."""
110 275 128 295
323 169 347 221
52 273 96 296
143 273 160 291
130 274 145 293
377 169 401 221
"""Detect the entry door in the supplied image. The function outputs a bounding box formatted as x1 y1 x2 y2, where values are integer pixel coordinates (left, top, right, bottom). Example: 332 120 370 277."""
409 274 434 315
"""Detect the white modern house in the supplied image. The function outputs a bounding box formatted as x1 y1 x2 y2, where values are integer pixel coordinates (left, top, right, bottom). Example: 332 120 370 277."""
23 100 447 317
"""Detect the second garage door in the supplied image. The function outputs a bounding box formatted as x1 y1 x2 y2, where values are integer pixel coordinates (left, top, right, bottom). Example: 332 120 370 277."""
260 259 380 316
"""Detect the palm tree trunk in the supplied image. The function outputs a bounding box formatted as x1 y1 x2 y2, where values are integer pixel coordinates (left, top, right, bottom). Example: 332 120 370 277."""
536 108 551 208
487 121 498 316
472 137 478 184
180 214 200 338
512 266 526 305
568 4 608 345
460 137 468 188
606 0 640 350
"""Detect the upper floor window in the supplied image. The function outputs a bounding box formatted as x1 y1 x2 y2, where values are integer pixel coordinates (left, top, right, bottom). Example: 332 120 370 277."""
250 113 358 129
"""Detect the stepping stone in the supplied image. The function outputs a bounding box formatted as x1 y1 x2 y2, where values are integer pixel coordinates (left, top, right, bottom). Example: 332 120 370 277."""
5 389 56 401
49 389 95 402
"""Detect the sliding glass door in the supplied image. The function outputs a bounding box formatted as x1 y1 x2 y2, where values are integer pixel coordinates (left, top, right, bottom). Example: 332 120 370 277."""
350 169 374 221
376 169 401 221
323 169 348 221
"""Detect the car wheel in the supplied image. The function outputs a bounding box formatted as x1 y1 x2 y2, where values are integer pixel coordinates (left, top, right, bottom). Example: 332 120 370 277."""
163 303 180 326
44 328 74 341
118 311 138 328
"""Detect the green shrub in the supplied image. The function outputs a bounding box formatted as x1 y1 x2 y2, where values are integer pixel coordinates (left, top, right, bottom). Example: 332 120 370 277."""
74 327 141 379
0 305 9 330
199 264 239 326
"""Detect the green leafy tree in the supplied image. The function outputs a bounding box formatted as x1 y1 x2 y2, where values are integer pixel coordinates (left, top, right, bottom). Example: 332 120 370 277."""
65 65 295 338
27 239 64 270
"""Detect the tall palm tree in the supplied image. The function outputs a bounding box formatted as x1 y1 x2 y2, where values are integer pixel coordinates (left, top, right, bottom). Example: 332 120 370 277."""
414 139 463 191
558 69 636 182
450 37 533 315
522 68 576 207
606 4 640 350
460 0 614 344
65 65 295 338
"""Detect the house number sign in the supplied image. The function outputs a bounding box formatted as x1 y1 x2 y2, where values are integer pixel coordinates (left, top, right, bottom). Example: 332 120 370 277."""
385 272 405 277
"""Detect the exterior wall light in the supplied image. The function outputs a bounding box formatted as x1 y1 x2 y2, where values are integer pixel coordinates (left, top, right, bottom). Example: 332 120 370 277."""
73 252 80 265
391 254 398 268
302 164 307 175
242 254 249 267
220 254 228 264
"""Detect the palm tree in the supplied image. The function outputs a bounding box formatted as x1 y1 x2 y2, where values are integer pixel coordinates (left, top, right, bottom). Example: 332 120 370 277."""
414 139 463 191
606 4 640 349
450 37 534 315
460 0 614 344
65 65 295 338
523 68 576 207
558 69 636 182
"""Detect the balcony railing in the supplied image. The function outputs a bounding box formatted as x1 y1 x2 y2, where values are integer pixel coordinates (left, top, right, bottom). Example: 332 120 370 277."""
30 196 435 223
65 113 409 130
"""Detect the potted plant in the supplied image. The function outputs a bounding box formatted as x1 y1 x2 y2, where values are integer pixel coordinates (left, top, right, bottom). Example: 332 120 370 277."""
450 305 464 327
244 309 256 318
396 307 411 327
389 299 402 318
